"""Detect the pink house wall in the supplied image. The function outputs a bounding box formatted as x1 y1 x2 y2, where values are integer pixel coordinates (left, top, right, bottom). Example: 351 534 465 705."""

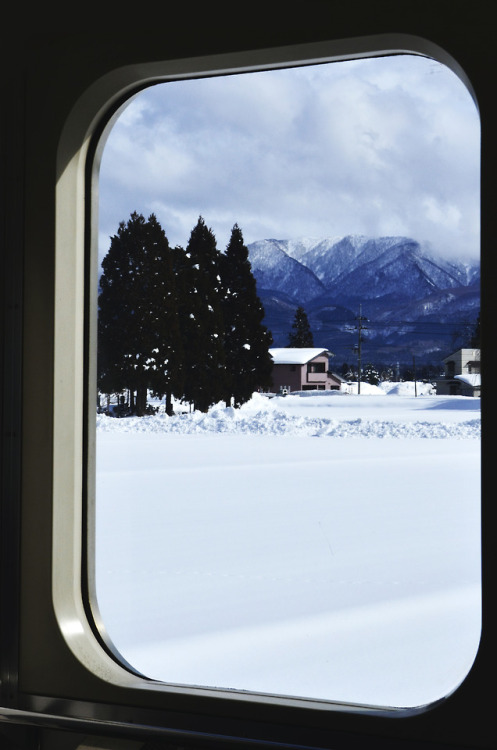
270 354 339 392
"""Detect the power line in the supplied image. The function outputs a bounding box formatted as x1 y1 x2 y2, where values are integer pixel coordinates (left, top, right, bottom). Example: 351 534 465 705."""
268 326 473 338
268 318 476 335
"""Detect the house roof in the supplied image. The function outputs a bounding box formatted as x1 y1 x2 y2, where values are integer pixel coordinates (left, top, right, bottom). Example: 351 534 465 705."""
455 374 481 387
269 348 329 365
442 348 480 363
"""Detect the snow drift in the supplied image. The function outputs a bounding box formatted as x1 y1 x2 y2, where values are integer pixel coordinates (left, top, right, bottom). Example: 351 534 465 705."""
95 386 481 709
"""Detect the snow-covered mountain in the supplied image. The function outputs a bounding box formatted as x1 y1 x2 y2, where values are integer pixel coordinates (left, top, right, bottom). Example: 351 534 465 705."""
245 239 326 302
247 235 480 364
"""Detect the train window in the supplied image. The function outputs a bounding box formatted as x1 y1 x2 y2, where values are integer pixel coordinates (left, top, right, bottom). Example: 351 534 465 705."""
93 54 480 709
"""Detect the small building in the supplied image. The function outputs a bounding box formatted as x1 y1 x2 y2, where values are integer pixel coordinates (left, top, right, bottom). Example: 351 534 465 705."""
269 348 342 394
436 348 481 397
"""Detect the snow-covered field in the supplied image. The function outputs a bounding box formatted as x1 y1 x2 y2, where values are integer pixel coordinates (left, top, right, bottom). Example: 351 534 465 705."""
95 382 481 709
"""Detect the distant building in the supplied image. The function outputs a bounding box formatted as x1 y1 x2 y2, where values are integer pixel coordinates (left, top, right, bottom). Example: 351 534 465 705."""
268 348 343 394
436 348 481 397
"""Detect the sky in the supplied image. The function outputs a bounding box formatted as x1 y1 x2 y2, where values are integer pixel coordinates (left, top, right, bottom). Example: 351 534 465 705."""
98 53 480 267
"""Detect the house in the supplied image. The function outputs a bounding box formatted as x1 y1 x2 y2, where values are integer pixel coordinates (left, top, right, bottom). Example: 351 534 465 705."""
436 348 481 397
268 348 342 393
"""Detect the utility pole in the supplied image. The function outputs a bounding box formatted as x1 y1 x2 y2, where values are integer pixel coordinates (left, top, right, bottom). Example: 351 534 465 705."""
413 354 417 397
355 305 368 395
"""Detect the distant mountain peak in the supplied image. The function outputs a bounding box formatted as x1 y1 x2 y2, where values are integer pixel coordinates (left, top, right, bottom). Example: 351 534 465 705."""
247 234 479 363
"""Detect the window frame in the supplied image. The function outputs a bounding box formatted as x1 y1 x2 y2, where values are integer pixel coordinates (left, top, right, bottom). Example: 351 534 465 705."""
2 21 489 750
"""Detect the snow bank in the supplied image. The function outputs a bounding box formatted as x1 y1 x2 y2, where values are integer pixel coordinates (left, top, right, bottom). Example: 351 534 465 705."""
95 386 481 708
96 388 480 439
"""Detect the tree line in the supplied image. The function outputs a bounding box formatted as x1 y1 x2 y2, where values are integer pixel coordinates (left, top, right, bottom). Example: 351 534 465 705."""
98 212 274 415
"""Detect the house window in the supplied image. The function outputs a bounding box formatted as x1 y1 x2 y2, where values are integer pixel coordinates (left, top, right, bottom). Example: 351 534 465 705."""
307 362 326 373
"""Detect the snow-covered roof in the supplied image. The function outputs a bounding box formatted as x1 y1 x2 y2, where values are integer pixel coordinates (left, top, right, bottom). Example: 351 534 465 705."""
269 348 329 365
455 374 481 387
442 348 480 362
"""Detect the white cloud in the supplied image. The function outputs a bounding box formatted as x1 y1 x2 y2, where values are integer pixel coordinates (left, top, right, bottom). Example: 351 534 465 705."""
98 54 480 265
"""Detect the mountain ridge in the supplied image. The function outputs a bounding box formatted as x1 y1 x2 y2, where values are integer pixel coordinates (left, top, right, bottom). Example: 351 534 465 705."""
247 235 480 365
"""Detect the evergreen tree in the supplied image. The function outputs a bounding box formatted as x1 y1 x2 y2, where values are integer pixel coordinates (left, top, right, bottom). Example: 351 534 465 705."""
145 219 184 416
220 224 273 406
169 241 193 403
98 212 183 415
181 217 226 412
363 362 380 385
379 365 395 382
341 362 356 380
288 306 314 347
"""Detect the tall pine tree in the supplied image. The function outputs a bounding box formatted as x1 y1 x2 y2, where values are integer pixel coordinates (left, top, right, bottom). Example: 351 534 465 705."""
98 212 183 415
145 218 184 416
181 217 226 412
220 224 273 406
288 306 314 347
